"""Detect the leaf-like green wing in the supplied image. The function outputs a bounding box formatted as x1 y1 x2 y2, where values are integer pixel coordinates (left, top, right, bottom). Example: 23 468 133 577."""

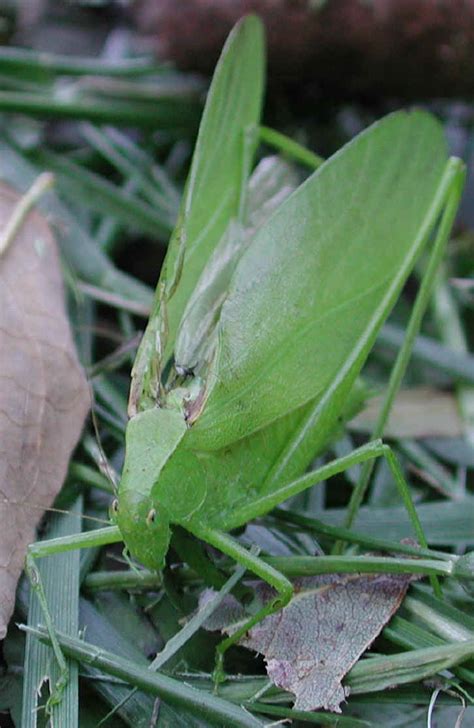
189 111 448 449
174 156 299 374
161 14 265 355
129 15 264 413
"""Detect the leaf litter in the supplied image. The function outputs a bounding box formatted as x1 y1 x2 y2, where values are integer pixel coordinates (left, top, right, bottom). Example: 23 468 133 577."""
350 386 463 440
203 568 416 712
0 180 89 637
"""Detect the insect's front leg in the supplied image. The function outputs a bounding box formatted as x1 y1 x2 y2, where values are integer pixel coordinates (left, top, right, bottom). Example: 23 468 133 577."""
187 524 293 687
24 549 70 711
23 524 123 714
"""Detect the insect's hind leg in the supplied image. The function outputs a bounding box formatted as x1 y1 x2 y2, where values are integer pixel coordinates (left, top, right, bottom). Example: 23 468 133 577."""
187 524 293 686
222 439 433 576
343 157 466 539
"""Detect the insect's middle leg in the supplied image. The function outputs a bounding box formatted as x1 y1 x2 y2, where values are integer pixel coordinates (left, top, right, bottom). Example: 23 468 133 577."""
208 440 441 661
187 524 293 686
190 439 432 685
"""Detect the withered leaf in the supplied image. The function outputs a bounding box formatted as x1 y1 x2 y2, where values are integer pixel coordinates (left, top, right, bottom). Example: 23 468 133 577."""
203 571 414 713
0 182 89 638
350 387 463 439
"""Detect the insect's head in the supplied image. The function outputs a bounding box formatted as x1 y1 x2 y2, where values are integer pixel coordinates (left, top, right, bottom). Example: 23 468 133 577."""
113 407 186 570
111 493 171 571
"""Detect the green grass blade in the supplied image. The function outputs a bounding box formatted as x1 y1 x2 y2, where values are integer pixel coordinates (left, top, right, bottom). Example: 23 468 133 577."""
247 702 371 726
378 322 474 386
79 599 157 727
403 588 474 639
99 126 181 208
0 47 161 79
346 639 474 695
81 123 178 220
264 554 453 578
321 497 474 545
32 148 172 241
0 90 200 129
259 125 324 169
21 499 82 727
397 439 462 498
0 138 153 305
23 625 264 728
433 264 474 446
384 616 474 685
271 508 453 561
151 563 246 671
83 569 162 592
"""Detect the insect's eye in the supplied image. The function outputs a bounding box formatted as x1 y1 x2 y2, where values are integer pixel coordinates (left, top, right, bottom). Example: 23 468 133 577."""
146 508 157 526
110 498 119 515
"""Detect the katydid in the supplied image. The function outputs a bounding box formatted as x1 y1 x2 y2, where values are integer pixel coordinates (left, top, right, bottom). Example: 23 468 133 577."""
25 13 472 704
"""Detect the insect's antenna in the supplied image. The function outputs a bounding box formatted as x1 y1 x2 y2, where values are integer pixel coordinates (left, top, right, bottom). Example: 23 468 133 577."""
87 332 142 379
1 498 110 526
57 249 122 496
196 359 227 389
74 322 133 345
87 381 120 495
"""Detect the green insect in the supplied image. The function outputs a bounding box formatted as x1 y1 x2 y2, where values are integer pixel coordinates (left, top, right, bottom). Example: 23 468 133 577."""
112 13 467 673
26 12 473 711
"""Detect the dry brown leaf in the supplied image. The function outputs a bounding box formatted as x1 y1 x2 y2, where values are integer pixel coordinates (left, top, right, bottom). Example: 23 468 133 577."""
349 386 463 439
203 571 414 712
0 182 89 638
